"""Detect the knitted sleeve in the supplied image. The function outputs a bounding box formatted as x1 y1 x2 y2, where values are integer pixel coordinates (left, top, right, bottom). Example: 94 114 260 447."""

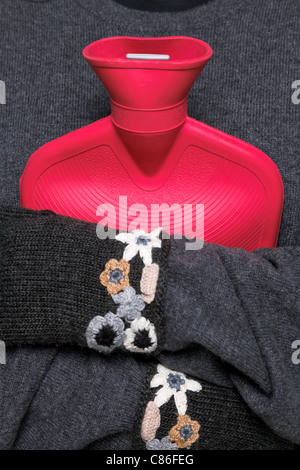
1 204 299 444
0 205 169 355
161 238 300 444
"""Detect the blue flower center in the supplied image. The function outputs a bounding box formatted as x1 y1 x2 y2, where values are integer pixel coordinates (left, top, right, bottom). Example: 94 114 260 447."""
109 269 124 284
167 373 185 391
180 425 193 441
136 236 150 246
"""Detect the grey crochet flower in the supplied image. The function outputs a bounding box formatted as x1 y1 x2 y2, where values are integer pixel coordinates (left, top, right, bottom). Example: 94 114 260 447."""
146 436 177 450
85 312 125 354
112 286 145 321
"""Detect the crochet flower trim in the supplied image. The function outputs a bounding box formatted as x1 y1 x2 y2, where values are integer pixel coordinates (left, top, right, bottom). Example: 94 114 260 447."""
146 436 177 450
86 228 163 355
85 312 125 354
140 263 160 304
151 364 202 414
124 317 157 354
141 365 202 450
169 414 200 449
113 286 145 321
115 228 162 266
141 401 161 441
99 258 130 295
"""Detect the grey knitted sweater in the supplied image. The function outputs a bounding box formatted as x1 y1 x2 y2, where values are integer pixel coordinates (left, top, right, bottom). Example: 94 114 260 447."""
0 0 299 449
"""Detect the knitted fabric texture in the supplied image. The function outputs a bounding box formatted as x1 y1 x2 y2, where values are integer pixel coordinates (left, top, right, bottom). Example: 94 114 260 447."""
132 363 297 450
114 0 210 12
0 205 169 352
161 238 300 443
0 0 300 450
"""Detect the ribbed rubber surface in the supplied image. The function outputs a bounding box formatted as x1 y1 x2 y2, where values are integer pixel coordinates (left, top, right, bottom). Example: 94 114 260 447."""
32 145 266 251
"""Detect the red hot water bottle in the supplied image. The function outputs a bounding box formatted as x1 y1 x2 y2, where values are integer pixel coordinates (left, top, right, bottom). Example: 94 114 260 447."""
20 36 284 250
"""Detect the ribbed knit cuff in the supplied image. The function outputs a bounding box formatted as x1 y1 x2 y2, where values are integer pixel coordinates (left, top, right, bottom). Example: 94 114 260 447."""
0 206 170 355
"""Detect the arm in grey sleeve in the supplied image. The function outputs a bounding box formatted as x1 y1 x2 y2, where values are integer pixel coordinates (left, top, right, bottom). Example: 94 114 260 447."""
162 239 300 443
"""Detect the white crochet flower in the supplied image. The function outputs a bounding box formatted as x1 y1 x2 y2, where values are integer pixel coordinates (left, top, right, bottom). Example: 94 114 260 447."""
150 364 202 414
115 228 162 266
123 317 157 353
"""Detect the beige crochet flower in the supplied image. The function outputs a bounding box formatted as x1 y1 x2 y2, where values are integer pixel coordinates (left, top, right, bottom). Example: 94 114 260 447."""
99 259 130 295
169 414 200 449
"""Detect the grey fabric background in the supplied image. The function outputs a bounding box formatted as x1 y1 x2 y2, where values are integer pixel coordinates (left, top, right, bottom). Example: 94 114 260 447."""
0 346 147 449
0 0 299 448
